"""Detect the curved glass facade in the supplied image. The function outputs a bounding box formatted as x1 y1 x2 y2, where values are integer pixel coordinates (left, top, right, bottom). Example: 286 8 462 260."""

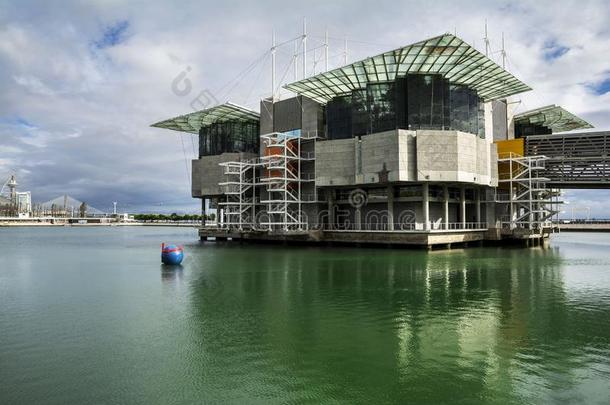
199 121 259 157
326 74 485 140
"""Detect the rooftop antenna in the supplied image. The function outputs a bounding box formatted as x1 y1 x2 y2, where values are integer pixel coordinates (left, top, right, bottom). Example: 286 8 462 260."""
271 29 276 100
343 36 348 65
325 28 329 71
302 18 307 79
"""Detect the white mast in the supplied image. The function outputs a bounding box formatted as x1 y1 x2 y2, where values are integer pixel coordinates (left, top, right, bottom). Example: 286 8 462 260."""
343 37 348 65
271 29 276 100
294 40 298 81
501 32 506 69
325 28 329 71
302 18 307 79
484 19 490 57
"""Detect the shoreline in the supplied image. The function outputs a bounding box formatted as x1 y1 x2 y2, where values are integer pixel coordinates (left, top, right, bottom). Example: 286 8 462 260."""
0 222 199 228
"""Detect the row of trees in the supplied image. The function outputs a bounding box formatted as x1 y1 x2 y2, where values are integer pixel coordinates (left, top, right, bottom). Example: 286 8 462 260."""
133 213 215 222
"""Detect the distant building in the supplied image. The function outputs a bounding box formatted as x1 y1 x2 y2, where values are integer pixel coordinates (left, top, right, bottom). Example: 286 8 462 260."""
40 195 105 217
16 192 31 218
1 175 32 218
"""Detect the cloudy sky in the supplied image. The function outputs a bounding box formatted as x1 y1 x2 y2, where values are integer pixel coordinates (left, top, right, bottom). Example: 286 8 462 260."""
1 0 609 216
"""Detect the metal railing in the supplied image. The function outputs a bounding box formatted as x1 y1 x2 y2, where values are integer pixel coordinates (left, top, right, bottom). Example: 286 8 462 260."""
320 222 487 232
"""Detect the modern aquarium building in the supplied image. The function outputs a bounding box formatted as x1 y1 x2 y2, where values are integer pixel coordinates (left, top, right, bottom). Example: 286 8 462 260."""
152 33 594 248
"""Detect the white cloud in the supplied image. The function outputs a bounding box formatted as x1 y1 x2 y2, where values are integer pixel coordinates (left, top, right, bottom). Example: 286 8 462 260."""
1 0 610 214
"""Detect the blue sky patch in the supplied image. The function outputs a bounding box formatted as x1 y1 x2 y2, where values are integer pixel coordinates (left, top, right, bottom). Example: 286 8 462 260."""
0 117 35 129
588 76 610 95
543 40 569 61
93 20 130 49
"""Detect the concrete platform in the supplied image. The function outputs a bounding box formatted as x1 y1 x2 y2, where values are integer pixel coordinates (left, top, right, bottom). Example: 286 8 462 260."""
199 227 492 248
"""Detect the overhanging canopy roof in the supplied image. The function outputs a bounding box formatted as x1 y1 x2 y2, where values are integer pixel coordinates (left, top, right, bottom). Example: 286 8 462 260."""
284 33 531 104
151 102 259 134
514 105 593 133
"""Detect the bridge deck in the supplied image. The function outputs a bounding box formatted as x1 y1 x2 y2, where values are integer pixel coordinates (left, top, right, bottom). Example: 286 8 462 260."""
526 131 610 188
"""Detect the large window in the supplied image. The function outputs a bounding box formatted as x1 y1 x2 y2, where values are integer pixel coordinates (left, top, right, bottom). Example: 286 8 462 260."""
327 95 352 139
199 120 259 157
406 75 449 130
351 89 369 136
325 74 485 139
367 83 396 133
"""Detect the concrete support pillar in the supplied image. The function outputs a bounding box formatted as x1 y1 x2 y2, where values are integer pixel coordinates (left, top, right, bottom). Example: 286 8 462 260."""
215 198 220 227
422 183 430 231
327 191 335 229
476 188 481 226
202 198 207 227
387 185 394 231
443 185 449 230
460 186 466 229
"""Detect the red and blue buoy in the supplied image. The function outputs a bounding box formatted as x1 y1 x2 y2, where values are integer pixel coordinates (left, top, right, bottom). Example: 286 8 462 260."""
161 243 184 265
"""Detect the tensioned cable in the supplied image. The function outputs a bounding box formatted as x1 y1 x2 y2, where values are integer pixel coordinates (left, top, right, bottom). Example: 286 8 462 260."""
243 52 272 105
179 133 191 185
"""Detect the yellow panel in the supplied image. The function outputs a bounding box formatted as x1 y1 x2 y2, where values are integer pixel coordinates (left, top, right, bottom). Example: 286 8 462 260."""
495 138 524 158
495 139 525 189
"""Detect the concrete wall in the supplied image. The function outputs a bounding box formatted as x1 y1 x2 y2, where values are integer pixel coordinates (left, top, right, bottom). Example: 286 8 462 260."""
260 99 273 135
273 97 302 132
416 130 497 187
301 96 324 135
491 100 508 141
261 96 324 135
315 137 356 186
316 129 496 187
191 152 257 198
359 130 417 183
315 129 417 187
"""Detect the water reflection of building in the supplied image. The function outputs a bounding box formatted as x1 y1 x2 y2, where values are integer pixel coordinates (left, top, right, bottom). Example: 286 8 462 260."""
184 246 608 402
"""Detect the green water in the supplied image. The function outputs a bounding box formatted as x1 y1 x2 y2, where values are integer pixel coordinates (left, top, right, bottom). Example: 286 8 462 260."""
1 227 609 404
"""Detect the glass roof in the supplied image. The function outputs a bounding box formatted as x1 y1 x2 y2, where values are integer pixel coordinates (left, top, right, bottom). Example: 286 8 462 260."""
151 102 259 134
514 105 593 133
284 33 531 103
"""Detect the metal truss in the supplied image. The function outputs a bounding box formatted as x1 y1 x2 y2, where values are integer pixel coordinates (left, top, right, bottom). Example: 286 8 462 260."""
526 131 610 188
496 152 562 231
218 160 259 231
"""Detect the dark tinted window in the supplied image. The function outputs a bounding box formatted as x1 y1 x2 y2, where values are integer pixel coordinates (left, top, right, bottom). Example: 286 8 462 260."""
198 121 259 157
326 96 352 139
324 74 485 138
367 82 396 133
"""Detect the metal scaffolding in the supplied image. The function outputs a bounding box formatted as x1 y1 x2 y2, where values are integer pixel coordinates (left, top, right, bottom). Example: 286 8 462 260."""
496 152 562 231
259 130 318 231
218 160 259 230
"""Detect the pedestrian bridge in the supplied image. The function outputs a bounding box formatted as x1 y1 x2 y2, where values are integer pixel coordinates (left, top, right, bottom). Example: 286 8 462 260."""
526 131 610 188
